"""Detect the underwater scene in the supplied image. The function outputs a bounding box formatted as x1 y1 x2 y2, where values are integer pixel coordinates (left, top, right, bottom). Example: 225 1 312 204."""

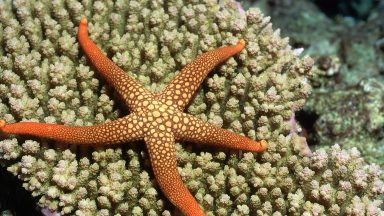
0 0 383 215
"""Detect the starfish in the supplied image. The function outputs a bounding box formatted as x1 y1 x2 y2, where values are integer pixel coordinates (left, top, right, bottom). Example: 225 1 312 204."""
0 18 267 216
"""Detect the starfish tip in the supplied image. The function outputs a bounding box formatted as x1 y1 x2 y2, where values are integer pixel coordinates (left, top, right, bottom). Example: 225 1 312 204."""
238 39 245 47
0 119 6 129
260 139 268 151
80 18 88 26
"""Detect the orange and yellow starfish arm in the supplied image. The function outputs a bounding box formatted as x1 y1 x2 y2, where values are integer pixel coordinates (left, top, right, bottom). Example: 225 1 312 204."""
0 114 143 145
78 18 151 111
160 40 245 110
174 113 267 152
145 132 205 216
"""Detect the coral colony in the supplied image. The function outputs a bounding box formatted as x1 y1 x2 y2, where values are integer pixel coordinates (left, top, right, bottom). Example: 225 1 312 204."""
1 18 268 216
0 0 383 215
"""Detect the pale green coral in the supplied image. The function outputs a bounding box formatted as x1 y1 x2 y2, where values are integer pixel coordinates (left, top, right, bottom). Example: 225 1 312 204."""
0 0 383 215
303 78 384 167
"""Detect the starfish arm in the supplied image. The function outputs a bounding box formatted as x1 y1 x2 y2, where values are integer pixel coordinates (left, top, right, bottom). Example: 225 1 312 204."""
78 18 151 110
144 132 205 216
0 114 143 145
174 113 267 152
160 40 245 110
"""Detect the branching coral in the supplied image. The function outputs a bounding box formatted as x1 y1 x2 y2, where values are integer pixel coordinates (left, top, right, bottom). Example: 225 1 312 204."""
0 0 382 215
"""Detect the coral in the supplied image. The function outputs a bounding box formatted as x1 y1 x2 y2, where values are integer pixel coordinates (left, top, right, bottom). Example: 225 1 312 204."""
336 10 384 85
0 210 13 216
303 78 384 167
0 0 382 215
246 0 384 169
0 165 40 215
247 0 384 85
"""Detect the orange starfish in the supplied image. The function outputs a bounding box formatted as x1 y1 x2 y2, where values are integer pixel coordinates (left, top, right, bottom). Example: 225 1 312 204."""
0 18 267 216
